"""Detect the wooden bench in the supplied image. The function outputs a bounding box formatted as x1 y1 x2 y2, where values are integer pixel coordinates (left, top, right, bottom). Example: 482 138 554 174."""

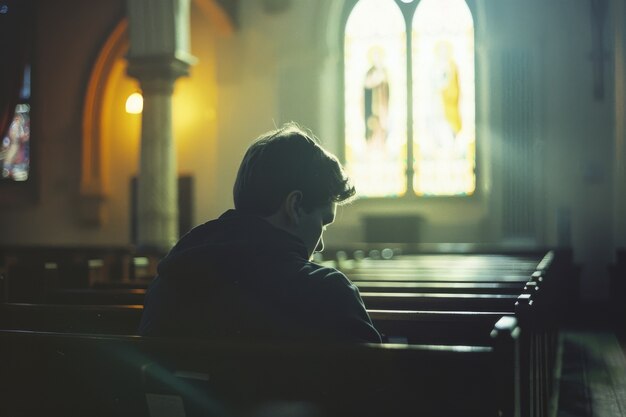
0 302 143 334
0 245 162 302
0 248 568 417
347 270 534 282
354 281 526 294
341 254 548 283
42 288 521 312
0 318 521 417
94 281 151 290
0 301 513 345
92 280 524 294
29 252 553 308
337 250 552 282
24 274 541 310
339 252 543 270
370 309 514 345
361 292 520 312
46 288 147 305
0 303 556 417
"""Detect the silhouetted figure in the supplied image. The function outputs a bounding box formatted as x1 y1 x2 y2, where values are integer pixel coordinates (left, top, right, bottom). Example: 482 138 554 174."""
140 123 381 343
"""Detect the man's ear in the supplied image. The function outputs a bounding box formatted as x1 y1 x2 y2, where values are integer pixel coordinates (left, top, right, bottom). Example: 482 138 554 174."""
283 190 304 226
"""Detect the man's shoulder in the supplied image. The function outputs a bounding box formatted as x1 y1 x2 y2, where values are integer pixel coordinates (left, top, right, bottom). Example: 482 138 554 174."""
297 261 355 290
299 260 344 277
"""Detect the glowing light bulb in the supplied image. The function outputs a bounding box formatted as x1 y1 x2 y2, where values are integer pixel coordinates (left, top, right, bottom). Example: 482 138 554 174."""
125 92 143 114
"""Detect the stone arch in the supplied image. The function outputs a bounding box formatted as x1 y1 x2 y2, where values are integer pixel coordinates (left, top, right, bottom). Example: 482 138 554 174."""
80 1 235 226
79 18 128 225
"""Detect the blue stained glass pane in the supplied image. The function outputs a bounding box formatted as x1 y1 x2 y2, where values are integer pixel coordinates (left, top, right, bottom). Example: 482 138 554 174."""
19 66 31 100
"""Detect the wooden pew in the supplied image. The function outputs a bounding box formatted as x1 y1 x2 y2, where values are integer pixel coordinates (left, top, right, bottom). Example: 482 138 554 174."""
0 249 565 417
354 281 526 294
515 292 560 417
347 251 557 314
1 254 549 343
94 281 150 290
94 280 525 294
0 294 545 372
46 288 147 305
1 249 557 305
339 253 542 269
33 255 543 311
0 301 511 346
0 303 143 334
33 252 551 308
341 247 563 417
0 292 557 417
361 292 519 312
336 251 550 281
347 270 534 283
0 245 162 302
0 317 521 417
0 304 555 417
370 309 514 345
42 288 520 311
0 259 545 341
351 258 558 417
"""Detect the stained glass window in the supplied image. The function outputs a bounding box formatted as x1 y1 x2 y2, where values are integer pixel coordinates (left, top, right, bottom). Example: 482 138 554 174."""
344 0 475 198
1 66 31 181
344 0 407 197
412 0 475 196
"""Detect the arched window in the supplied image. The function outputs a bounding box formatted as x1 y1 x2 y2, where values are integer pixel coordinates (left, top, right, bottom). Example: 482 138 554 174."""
412 0 475 196
344 0 407 197
344 0 475 198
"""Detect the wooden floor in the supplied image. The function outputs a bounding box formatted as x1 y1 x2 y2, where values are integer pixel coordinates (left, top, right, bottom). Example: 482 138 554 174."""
557 331 626 417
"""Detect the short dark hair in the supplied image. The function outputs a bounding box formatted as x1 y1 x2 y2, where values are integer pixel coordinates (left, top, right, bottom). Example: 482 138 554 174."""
233 123 356 216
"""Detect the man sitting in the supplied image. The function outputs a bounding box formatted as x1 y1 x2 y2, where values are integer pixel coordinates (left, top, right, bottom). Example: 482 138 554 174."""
139 123 381 343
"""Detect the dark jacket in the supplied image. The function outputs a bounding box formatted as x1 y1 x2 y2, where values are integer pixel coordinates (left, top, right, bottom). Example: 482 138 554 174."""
139 210 381 343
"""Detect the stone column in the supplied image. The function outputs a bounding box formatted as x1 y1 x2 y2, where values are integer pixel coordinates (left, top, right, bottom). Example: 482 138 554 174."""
125 0 195 252
127 58 189 251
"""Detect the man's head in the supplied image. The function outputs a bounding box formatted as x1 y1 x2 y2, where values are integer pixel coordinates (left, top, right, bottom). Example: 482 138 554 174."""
233 123 355 257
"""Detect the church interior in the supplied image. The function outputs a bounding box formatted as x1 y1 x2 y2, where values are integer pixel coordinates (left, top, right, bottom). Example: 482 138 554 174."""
1 0 626 416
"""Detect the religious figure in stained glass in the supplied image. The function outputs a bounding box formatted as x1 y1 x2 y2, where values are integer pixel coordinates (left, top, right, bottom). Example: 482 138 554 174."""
437 41 462 138
344 0 407 197
424 40 463 152
413 0 475 196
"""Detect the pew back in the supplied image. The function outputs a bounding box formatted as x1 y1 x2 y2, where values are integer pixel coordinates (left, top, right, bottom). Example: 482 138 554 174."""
0 328 518 417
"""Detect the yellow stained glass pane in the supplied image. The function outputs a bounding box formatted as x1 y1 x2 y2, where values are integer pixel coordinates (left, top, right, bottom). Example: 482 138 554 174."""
412 0 475 196
345 0 407 198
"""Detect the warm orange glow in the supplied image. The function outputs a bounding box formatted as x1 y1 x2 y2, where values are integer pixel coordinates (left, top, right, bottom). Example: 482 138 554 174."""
85 6 221 224
194 0 235 36
125 92 143 114
81 18 128 202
